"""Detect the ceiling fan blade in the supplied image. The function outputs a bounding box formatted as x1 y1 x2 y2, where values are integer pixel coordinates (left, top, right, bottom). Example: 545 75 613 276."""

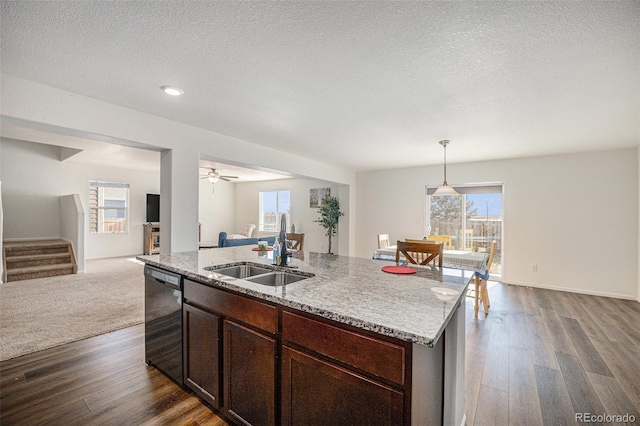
220 175 238 179
219 177 231 182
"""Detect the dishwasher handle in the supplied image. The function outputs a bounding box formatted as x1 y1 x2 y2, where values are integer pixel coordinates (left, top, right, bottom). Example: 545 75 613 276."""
145 267 181 290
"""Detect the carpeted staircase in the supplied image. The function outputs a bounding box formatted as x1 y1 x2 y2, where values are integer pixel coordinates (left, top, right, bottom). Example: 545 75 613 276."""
3 240 77 282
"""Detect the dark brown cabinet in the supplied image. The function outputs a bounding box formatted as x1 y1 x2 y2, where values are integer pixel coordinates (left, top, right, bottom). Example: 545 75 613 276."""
223 320 276 426
182 278 414 425
183 303 221 408
281 346 404 426
183 279 278 425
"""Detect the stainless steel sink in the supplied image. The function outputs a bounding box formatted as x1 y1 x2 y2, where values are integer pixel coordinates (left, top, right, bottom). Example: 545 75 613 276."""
204 262 313 286
247 271 310 286
204 263 273 279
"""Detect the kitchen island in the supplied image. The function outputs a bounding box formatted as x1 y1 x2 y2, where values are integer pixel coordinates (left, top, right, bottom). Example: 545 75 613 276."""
138 247 473 426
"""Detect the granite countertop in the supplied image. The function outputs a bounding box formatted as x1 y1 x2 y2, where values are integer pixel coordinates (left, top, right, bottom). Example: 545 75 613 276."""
137 247 473 347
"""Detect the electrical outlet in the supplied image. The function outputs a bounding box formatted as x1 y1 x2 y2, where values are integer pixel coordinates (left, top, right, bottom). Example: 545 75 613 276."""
531 264 538 272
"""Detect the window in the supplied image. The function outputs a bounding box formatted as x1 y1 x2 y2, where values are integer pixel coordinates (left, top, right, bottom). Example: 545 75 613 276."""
259 190 290 232
89 181 129 234
427 183 503 276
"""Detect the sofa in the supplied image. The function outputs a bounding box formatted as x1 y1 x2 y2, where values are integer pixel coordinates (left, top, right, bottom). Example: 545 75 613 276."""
218 232 277 248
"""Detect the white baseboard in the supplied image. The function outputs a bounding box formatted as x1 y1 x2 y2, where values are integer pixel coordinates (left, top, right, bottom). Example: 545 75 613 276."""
504 279 637 301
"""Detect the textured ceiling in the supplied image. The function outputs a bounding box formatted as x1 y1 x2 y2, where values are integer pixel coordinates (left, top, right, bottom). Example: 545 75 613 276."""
1 1 639 172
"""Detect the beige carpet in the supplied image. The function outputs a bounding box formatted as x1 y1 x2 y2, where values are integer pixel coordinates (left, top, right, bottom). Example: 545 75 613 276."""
0 256 144 361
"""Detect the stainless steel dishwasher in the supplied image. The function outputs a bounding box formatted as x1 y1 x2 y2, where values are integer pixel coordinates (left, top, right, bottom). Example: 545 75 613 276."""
144 265 183 384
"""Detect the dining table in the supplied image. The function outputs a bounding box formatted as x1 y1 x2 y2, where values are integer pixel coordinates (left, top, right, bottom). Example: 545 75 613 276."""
374 245 491 316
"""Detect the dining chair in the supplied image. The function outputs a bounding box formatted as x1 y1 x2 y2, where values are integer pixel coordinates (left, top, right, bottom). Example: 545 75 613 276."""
396 240 443 267
467 241 496 317
377 234 390 249
426 235 453 250
286 233 305 250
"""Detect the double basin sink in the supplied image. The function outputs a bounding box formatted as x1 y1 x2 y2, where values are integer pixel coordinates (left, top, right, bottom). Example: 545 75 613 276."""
204 262 314 286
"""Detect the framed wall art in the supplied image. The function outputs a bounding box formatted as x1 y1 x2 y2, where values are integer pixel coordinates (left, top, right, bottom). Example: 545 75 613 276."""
309 188 331 208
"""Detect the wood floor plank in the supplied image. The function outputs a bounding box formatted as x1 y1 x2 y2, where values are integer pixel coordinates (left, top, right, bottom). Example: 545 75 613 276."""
508 346 543 426
533 288 555 310
465 314 493 357
601 308 640 350
555 352 606 416
480 312 510 392
589 337 640 411
1 343 143 405
473 385 508 426
139 394 215 426
588 372 640 425
525 314 559 370
517 286 541 317
575 293 634 345
533 364 576 425
508 312 529 349
53 371 186 426
0 360 149 422
83 365 161 411
559 316 613 377
100 377 192 426
540 308 577 355
465 353 485 426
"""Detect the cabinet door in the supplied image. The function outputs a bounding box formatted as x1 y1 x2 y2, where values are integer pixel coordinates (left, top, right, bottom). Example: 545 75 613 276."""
282 346 404 426
183 304 221 408
223 320 276 426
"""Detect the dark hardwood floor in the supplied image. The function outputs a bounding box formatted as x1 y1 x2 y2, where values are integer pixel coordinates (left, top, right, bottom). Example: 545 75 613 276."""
1 282 639 425
0 325 226 425
465 283 640 426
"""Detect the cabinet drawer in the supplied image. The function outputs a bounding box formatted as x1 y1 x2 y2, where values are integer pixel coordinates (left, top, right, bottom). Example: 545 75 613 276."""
282 311 406 385
184 279 278 334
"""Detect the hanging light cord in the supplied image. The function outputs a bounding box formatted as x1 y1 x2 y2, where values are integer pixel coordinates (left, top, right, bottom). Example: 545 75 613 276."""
440 139 450 185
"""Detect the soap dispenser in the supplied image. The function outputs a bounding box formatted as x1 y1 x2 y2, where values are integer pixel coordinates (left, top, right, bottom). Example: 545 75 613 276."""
272 240 279 265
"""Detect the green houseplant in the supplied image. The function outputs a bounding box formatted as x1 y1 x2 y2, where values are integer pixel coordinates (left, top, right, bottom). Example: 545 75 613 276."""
315 195 344 254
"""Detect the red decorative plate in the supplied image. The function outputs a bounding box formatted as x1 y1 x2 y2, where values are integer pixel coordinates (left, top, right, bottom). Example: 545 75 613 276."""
252 247 274 251
382 265 417 274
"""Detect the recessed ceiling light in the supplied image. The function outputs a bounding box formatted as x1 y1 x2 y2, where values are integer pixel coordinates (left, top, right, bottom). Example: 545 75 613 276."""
161 85 184 96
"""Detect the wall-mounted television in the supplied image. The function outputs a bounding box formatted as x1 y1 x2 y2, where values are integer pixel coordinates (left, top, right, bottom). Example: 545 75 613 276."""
146 194 160 223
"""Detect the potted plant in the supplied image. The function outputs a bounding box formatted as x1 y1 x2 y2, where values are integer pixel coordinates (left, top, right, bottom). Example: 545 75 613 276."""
315 195 344 254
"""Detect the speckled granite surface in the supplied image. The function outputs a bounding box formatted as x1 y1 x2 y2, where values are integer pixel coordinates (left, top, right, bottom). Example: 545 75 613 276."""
137 247 473 346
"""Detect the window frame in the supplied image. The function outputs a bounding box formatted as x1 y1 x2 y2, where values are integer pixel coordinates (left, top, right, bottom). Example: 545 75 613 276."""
426 182 503 277
259 190 291 232
89 180 130 235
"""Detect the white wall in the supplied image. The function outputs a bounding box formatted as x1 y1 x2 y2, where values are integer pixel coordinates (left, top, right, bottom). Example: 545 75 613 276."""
1 138 160 259
60 194 85 272
638 147 640 302
198 177 236 243
235 179 341 254
356 149 638 299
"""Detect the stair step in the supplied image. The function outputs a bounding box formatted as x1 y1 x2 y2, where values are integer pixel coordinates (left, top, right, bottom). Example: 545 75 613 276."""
6 263 76 282
5 245 70 256
6 253 73 269
3 239 77 282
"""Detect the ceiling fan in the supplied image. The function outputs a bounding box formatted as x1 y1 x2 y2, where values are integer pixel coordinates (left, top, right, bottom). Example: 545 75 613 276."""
200 168 239 183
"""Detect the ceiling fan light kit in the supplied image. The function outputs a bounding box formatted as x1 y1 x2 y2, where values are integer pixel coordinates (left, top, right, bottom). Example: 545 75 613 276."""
199 168 239 191
433 139 459 196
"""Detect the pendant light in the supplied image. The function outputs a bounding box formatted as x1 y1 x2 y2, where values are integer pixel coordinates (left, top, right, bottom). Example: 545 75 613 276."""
433 140 459 195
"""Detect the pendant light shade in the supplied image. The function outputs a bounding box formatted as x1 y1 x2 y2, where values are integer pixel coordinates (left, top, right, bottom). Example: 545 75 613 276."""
433 140 459 195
